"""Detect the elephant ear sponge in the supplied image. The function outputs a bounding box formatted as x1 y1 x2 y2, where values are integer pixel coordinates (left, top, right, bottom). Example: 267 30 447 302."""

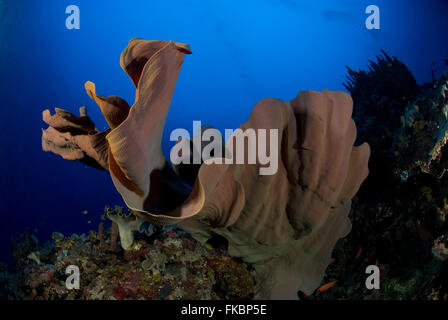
180 90 370 299
41 106 110 171
41 38 370 300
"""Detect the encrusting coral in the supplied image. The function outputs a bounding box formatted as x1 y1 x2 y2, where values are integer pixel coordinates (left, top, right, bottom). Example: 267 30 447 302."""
41 38 370 299
2 224 256 300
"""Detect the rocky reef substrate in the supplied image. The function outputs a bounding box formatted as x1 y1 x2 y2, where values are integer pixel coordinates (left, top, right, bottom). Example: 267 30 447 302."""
0 214 255 300
2 52 448 300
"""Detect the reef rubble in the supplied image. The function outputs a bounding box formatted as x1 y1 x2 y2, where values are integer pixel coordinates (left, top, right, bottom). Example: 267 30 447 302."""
0 208 255 300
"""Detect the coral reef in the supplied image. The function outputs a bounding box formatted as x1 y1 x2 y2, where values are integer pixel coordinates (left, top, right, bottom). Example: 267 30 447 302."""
40 38 370 299
1 215 255 300
3 44 447 300
308 56 448 300
344 50 420 203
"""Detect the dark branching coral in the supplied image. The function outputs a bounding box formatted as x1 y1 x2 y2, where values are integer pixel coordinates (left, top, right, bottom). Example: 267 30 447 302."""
344 50 419 111
41 38 370 299
314 54 448 300
344 50 419 203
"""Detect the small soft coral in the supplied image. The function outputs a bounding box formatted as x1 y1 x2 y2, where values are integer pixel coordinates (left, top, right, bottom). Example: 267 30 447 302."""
104 206 143 250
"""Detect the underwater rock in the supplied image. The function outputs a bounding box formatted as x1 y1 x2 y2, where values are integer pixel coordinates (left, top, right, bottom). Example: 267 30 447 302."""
41 38 370 299
3 227 255 300
395 72 448 178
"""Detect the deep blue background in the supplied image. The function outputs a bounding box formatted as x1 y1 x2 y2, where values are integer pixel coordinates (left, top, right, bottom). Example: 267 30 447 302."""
0 0 447 265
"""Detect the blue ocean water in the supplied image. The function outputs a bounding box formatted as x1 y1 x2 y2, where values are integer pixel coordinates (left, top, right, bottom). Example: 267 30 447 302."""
0 0 447 264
